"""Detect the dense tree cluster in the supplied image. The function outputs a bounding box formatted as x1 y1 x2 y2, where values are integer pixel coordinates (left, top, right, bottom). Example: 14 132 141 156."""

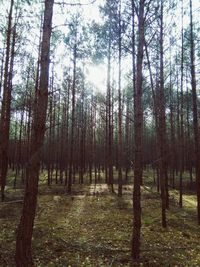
0 0 200 265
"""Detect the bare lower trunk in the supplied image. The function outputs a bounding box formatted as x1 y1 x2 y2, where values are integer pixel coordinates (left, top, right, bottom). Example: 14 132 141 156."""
132 0 145 261
0 0 14 202
189 0 200 224
118 0 123 197
15 1 54 265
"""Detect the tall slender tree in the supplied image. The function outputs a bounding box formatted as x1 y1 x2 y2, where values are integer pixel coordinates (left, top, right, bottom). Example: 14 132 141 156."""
179 0 184 208
15 1 54 265
189 0 200 224
156 0 167 227
132 0 145 261
118 0 123 197
0 0 15 201
68 24 77 193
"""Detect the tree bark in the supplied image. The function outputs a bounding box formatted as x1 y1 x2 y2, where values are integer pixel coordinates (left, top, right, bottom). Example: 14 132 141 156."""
179 0 184 208
189 0 200 224
107 27 114 192
68 32 77 193
158 0 167 228
131 0 145 261
0 0 15 201
118 0 123 197
15 1 54 265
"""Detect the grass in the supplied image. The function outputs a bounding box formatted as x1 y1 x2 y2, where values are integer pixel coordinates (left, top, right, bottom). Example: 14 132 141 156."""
0 170 200 266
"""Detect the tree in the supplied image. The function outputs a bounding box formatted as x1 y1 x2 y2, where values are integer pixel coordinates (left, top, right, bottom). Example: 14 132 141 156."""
117 0 123 197
157 0 167 228
132 0 145 261
189 0 200 224
0 0 15 201
15 0 54 265
68 22 77 193
179 0 184 208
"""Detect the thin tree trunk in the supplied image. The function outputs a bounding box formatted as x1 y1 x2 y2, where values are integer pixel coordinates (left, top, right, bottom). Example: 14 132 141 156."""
179 0 184 207
68 33 77 193
64 77 70 186
0 0 15 201
158 0 167 228
107 26 114 192
118 0 123 197
0 42 5 97
131 0 145 261
125 99 130 181
189 0 200 224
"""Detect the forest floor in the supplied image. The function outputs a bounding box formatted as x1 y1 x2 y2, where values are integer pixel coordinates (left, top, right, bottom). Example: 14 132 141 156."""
0 171 200 266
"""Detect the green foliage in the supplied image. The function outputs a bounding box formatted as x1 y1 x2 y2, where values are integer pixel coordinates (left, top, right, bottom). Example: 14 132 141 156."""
63 13 92 60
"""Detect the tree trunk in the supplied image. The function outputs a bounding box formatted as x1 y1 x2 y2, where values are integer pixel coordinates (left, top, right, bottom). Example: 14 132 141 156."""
0 0 15 201
131 0 145 261
0 42 5 97
118 0 123 197
68 32 77 193
158 0 167 228
179 0 184 207
15 1 54 265
189 0 200 224
107 26 114 192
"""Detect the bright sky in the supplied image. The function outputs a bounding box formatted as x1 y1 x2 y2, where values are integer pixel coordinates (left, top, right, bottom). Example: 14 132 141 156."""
82 0 108 92
86 63 107 92
82 0 104 22
70 0 200 93
52 0 107 92
1 0 200 94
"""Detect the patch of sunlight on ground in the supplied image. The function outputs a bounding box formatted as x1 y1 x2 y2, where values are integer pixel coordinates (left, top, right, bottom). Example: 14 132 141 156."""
183 195 197 208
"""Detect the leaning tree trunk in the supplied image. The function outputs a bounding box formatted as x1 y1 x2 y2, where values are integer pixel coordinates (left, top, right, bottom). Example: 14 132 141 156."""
131 0 145 261
15 1 54 266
